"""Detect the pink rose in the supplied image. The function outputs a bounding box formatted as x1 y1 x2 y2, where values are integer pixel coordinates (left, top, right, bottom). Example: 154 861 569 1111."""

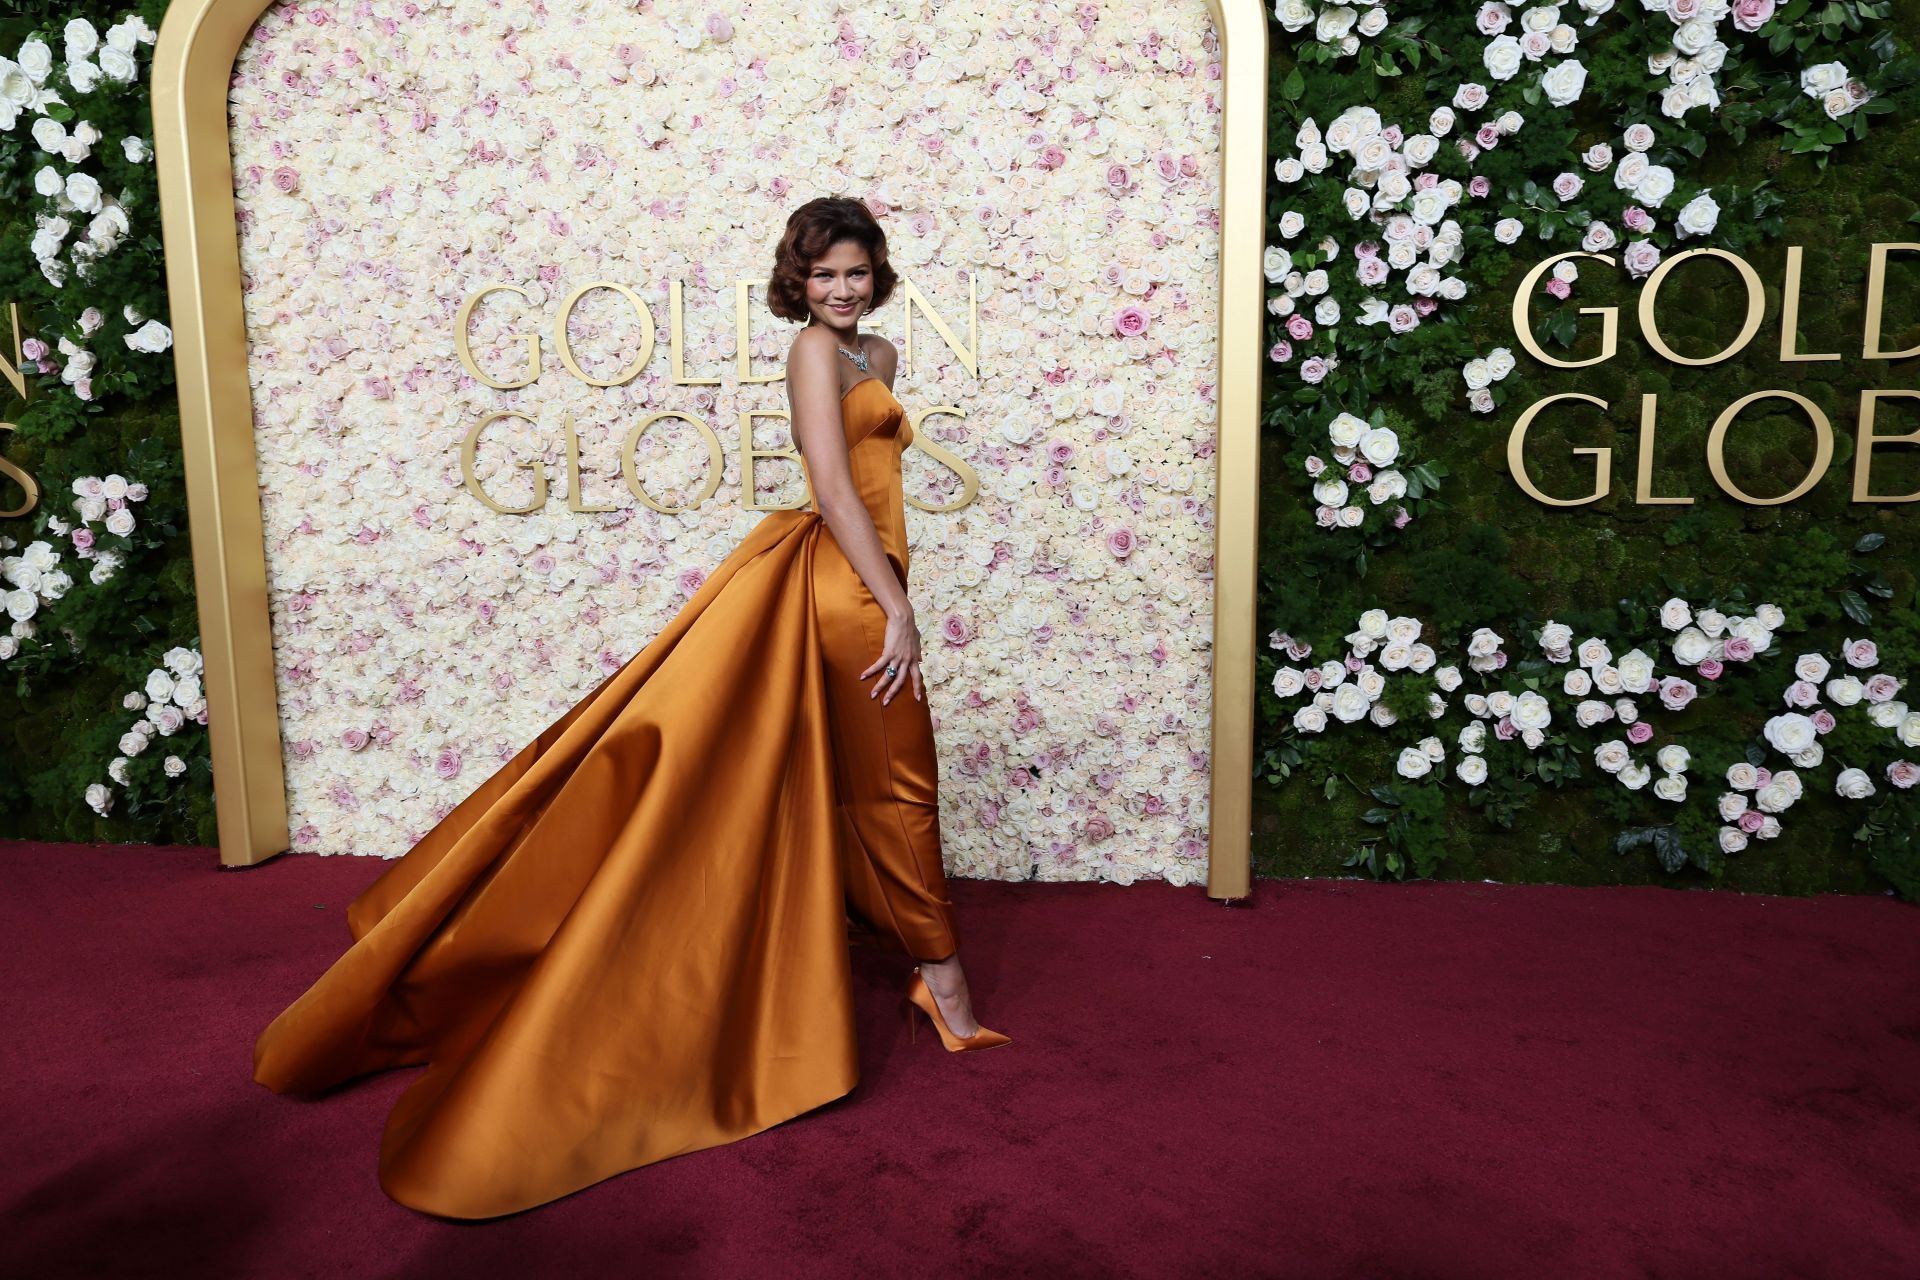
1414 298 1439 316
1476 2 1511 36
272 166 300 193
1697 659 1723 680
434 748 462 779
1355 241 1380 259
1345 654 1365 673
1622 205 1654 233
1723 637 1755 662
941 614 971 646
1623 240 1663 279
1106 527 1135 557
1731 0 1776 31
1552 172 1584 201
1314 505 1338 528
1114 305 1150 338
341 727 370 751
1300 356 1330 384
1544 277 1572 300
1393 507 1411 529
677 567 706 595
1084 815 1116 842
1302 668 1324 689
1659 677 1697 710
1348 462 1373 483
1737 808 1765 833
1105 163 1133 193
1476 124 1501 149
1304 455 1326 476
1810 709 1836 734
21 337 47 359
1286 314 1314 341
1627 721 1654 744
1754 768 1773 787
1845 638 1879 668
1671 0 1702 19
1783 680 1819 708
1381 124 1405 146
1269 340 1294 362
1494 716 1518 740
1469 176 1491 197
1864 673 1902 703
1357 256 1391 286
1887 761 1919 790
71 527 95 551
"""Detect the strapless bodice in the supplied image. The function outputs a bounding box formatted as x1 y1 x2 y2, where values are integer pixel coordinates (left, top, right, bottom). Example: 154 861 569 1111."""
805 377 913 582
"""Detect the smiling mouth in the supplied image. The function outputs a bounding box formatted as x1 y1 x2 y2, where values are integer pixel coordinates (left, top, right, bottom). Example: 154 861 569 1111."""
830 302 857 311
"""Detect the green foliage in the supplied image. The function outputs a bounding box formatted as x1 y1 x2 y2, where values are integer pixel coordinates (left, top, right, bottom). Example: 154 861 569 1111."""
1255 3 1920 901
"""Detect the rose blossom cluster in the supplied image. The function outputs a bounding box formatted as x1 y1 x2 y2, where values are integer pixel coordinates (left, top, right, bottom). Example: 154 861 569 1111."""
1642 0 1760 120
1460 686 1556 752
1594 736 1691 799
1654 595 1782 680
1476 3 1598 106
84 646 208 816
1800 60 1875 120
1713 761 1795 854
2 471 150 660
1270 611 1442 735
1273 3 1393 57
1764 640 1918 778
9 16 158 291
1302 412 1411 531
1460 345 1517 414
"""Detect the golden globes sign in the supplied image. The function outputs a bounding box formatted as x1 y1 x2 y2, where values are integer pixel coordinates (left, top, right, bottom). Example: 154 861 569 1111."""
152 1 1270 898
1507 243 1920 507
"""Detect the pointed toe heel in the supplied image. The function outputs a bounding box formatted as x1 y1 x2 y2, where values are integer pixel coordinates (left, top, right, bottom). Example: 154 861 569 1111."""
903 967 1011 1053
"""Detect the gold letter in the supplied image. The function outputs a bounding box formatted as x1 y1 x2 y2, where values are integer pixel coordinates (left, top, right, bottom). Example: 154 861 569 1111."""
1706 391 1833 506
741 410 808 512
667 280 723 388
903 274 980 379
1507 393 1611 507
1639 248 1765 367
461 410 547 514
1863 242 1920 360
905 407 981 513
1634 394 1692 506
454 284 540 389
1852 390 1920 503
1778 247 1839 363
1511 253 1619 369
0 421 42 520
2 302 31 402
735 280 782 385
563 412 615 513
620 411 722 514
555 282 653 387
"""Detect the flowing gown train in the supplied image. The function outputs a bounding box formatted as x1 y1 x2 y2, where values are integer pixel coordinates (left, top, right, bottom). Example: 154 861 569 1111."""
252 377 960 1219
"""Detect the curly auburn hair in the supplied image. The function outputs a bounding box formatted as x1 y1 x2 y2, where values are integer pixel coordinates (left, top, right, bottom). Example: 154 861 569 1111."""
766 198 898 324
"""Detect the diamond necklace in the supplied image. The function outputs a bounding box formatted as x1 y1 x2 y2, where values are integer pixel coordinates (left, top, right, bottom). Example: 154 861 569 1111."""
837 342 870 371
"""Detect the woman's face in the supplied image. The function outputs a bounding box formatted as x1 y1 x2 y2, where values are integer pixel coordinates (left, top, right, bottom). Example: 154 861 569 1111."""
806 239 873 331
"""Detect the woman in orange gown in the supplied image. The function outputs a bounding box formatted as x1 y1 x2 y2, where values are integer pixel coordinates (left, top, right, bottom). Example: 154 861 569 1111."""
251 198 1008 1220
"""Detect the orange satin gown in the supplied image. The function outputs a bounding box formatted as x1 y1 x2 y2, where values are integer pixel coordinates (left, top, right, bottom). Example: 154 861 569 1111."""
252 376 962 1219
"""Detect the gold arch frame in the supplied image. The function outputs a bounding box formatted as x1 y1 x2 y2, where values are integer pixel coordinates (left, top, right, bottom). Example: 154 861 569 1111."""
152 1 1266 899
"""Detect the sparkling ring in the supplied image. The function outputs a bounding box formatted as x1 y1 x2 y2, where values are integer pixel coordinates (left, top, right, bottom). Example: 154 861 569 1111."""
886 665 897 676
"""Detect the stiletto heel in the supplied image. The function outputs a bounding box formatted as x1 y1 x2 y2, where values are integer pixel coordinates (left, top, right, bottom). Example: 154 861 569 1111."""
903 967 1011 1052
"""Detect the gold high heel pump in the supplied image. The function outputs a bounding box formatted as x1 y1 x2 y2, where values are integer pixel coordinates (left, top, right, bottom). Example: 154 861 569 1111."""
902 966 1011 1052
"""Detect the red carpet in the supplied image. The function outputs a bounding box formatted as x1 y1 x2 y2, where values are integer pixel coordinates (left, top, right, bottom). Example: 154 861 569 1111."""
1 840 1916 1278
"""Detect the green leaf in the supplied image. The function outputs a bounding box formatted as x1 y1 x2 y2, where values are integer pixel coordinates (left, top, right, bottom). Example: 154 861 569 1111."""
1282 68 1305 101
1855 532 1885 553
1838 589 1874 626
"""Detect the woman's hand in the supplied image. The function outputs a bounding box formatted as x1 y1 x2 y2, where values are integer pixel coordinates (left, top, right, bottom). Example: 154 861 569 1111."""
861 607 924 705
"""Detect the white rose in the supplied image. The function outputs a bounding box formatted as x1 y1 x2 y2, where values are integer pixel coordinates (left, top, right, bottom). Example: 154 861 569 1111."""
1397 746 1433 779
1671 628 1712 666
1762 712 1816 756
1358 427 1400 467
1619 762 1652 791
1460 721 1488 753
1594 740 1631 773
1616 649 1655 694
1725 762 1758 791
1633 164 1676 208
1483 34 1524 80
1512 691 1552 731
1456 755 1489 785
1658 598 1692 630
1674 190 1720 238
1653 774 1687 802
1835 767 1875 800
1718 792 1748 821
1657 744 1690 774
1718 826 1748 854
1575 700 1613 728
1293 704 1329 733
1800 61 1849 97
1755 780 1796 814
1867 701 1906 730
1826 675 1864 706
1436 666 1462 692
1541 60 1588 107
1331 683 1372 723
1902 712 1920 749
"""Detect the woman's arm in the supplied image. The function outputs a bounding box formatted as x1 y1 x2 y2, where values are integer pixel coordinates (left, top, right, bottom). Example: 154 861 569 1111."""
786 328 923 705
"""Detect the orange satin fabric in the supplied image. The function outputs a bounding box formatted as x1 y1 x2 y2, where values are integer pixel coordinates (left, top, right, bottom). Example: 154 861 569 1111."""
253 376 959 1219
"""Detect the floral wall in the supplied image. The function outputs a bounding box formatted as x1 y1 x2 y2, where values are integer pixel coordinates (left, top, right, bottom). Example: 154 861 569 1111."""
223 0 1225 881
1251 1 1920 900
